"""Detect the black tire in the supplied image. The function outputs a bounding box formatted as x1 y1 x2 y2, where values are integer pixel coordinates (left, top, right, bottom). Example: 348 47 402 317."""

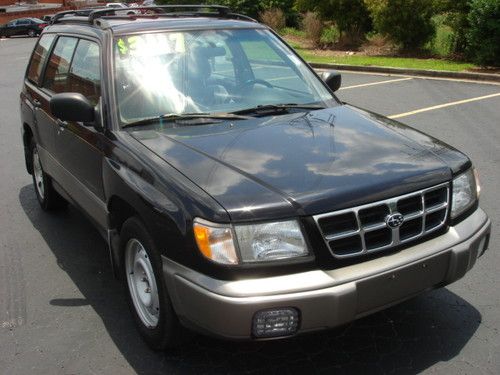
120 216 186 350
30 140 67 211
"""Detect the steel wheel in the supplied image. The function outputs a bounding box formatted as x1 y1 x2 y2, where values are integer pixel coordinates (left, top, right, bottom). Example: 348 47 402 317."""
32 146 45 200
125 238 160 328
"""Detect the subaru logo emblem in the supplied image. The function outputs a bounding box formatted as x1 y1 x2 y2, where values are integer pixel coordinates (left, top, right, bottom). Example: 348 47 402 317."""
386 213 404 228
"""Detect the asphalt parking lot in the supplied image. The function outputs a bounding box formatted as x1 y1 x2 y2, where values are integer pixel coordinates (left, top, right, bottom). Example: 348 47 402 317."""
0 37 499 374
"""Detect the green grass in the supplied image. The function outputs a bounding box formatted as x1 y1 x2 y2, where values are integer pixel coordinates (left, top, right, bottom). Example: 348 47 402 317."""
295 48 475 72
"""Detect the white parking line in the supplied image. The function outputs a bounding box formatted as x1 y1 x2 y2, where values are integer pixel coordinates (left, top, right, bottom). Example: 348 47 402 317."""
388 92 500 119
268 75 297 82
339 77 413 90
336 69 500 86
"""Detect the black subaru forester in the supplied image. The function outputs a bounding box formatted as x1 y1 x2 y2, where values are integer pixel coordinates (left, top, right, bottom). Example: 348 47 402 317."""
20 5 491 350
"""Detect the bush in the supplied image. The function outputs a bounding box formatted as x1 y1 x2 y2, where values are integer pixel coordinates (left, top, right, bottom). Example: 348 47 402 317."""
466 0 500 66
260 8 286 31
302 11 323 48
433 0 470 54
321 25 340 47
281 27 306 38
365 0 436 51
296 0 372 46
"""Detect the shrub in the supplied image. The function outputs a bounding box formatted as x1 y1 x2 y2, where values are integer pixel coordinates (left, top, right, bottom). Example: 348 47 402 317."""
296 0 372 46
281 27 306 38
321 24 340 47
260 8 286 31
302 11 323 48
466 0 500 66
365 0 436 51
433 0 470 54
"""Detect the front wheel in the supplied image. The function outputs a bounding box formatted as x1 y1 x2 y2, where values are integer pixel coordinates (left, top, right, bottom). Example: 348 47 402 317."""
121 217 186 350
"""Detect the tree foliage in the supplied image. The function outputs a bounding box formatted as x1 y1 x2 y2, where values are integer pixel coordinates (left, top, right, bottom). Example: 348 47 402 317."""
156 0 295 21
466 0 500 66
364 0 436 51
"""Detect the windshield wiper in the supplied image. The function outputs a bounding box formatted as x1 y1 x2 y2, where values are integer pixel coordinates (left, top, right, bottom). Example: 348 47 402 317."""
122 112 252 129
231 103 326 116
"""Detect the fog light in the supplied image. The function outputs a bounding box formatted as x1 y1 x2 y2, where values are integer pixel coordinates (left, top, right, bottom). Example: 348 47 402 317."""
252 308 299 338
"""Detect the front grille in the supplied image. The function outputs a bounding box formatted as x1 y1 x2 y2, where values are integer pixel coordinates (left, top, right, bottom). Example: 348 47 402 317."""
313 183 450 258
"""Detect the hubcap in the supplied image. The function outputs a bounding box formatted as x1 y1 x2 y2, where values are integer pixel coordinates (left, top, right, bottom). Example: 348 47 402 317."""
125 238 160 328
32 147 45 199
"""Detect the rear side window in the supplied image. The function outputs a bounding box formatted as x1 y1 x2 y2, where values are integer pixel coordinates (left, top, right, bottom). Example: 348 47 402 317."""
67 40 101 105
43 36 78 93
27 34 55 84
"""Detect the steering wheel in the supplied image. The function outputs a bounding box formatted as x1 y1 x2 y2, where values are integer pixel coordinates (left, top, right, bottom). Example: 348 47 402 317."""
243 78 273 89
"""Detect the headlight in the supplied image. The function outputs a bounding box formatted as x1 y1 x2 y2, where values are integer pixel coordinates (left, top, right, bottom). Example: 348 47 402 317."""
193 219 309 264
234 220 308 262
451 168 479 219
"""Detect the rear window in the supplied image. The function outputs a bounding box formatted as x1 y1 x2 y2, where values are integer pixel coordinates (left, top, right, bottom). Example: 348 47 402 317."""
27 34 55 84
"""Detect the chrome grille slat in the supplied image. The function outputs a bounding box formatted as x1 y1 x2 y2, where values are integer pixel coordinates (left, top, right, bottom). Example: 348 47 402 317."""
403 211 424 220
314 183 450 259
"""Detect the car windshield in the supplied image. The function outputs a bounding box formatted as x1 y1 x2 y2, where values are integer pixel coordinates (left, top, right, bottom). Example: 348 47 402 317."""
113 28 336 126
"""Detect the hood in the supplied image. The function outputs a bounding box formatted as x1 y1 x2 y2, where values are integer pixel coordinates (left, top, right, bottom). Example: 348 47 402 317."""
131 105 460 221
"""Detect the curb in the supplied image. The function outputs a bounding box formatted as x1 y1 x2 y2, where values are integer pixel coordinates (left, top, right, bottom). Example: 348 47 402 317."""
309 62 500 83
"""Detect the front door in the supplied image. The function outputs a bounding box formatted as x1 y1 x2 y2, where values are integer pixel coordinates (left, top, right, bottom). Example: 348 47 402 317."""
39 35 107 229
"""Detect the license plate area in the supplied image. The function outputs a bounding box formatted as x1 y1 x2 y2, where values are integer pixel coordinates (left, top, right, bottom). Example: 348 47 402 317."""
356 251 450 314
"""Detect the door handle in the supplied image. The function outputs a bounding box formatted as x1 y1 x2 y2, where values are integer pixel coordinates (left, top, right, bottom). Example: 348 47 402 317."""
57 119 68 129
33 99 41 107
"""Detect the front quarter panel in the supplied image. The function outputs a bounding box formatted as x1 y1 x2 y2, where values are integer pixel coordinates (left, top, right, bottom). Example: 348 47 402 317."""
103 131 230 270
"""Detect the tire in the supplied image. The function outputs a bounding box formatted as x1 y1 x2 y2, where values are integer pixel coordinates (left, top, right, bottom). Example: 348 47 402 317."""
30 141 67 211
120 216 186 350
28 29 36 38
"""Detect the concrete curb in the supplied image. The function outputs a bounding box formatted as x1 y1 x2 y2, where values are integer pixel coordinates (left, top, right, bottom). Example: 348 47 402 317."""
310 62 500 83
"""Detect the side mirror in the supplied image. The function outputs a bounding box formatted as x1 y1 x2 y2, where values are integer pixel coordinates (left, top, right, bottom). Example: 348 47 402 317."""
50 93 95 123
320 70 342 92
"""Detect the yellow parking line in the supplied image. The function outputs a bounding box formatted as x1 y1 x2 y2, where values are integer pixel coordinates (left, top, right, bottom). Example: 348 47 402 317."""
339 77 413 90
389 92 500 119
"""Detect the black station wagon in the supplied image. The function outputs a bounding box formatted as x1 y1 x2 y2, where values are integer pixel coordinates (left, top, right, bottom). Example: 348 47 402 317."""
20 5 491 349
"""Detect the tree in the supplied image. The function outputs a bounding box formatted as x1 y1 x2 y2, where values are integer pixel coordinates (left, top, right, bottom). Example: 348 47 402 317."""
365 0 436 51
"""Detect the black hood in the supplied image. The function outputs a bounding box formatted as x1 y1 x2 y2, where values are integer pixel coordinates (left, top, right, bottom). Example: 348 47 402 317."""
131 105 466 222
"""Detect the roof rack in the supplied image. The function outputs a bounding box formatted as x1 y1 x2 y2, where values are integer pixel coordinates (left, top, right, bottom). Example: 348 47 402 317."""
51 5 257 26
50 7 105 24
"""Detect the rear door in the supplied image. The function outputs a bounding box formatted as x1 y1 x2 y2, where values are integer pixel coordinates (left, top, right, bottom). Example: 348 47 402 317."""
23 33 57 165
34 35 78 180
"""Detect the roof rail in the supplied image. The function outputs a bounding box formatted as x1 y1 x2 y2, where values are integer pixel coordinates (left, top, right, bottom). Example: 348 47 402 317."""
50 7 106 24
50 5 256 26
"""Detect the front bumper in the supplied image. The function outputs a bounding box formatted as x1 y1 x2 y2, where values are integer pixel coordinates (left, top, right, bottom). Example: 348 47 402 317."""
162 208 491 340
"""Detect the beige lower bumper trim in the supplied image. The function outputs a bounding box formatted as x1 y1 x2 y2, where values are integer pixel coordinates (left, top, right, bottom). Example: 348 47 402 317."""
163 208 490 339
